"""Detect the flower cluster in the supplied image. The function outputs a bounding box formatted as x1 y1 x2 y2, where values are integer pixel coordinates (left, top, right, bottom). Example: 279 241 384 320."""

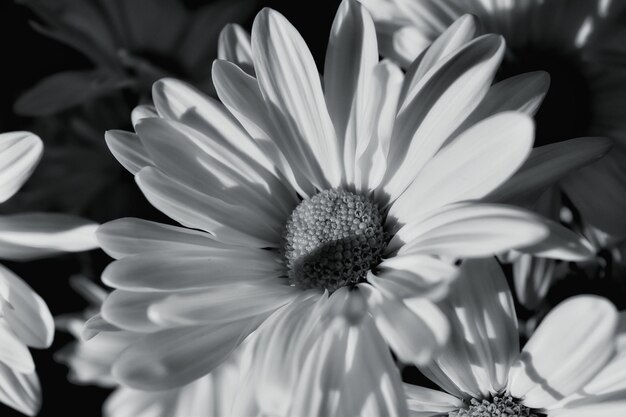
1 0 625 415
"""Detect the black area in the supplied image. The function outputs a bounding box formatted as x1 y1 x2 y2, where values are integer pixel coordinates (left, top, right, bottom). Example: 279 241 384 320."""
497 48 593 147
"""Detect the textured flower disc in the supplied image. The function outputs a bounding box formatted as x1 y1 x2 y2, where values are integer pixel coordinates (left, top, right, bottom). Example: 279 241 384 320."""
450 394 540 417
283 189 387 291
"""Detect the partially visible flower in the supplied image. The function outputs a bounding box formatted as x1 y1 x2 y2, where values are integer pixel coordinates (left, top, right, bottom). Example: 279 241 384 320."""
361 0 625 309
55 278 245 417
0 131 99 416
404 258 626 417
97 1 588 414
14 0 258 116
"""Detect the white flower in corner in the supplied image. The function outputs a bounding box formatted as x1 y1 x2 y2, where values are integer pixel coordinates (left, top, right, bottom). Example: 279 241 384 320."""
0 132 99 416
404 258 626 417
100 1 588 414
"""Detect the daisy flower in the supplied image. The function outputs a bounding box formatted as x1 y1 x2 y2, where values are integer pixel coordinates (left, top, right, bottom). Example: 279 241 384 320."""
404 257 626 417
361 0 626 236
55 278 246 417
0 131 98 415
98 1 587 413
361 0 625 308
14 0 258 116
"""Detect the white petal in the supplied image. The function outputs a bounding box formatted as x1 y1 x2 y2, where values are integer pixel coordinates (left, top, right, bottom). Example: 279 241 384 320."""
391 203 548 258
104 130 152 175
112 319 257 390
422 258 518 399
0 213 98 261
0 264 53 349
0 362 40 416
324 0 378 186
0 321 34 374
251 8 342 189
101 290 168 333
389 112 533 225
102 248 283 292
218 23 254 75
548 395 626 417
368 255 458 300
148 281 295 326
103 387 180 417
516 217 595 261
488 137 613 206
508 296 618 409
404 384 463 414
135 166 279 248
130 105 158 127
382 34 504 201
513 254 556 310
390 26 432 67
361 284 449 365
0 132 42 203
97 218 221 259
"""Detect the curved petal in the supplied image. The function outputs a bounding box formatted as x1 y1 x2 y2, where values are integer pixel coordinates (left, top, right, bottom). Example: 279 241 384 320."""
104 130 152 176
361 284 449 365
513 254 557 310
508 296 618 409
0 322 34 374
0 362 40 416
251 8 342 189
404 384 463 415
218 23 254 75
391 203 548 258
0 264 53 349
389 112 534 225
421 258 519 399
0 213 98 260
101 290 168 333
97 218 223 259
0 132 42 203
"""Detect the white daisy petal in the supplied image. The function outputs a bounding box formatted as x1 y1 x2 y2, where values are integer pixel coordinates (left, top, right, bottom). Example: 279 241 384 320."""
135 117 295 222
251 8 342 189
97 218 222 259
390 26 432 68
0 264 53 349
508 296 618 409
515 217 595 261
324 0 378 186
392 203 548 258
382 34 504 201
101 290 168 333
488 137 613 206
513 254 556 310
0 321 34 374
103 387 180 417
288 303 408 417
135 166 279 248
548 395 626 417
0 132 42 203
104 130 152 175
422 259 519 399
147 282 296 327
130 105 158 127
0 213 98 261
368 255 458 300
112 319 256 391
0 362 40 417
361 284 449 365
102 248 283 292
218 23 254 75
389 112 533 225
81 313 119 341
404 384 463 415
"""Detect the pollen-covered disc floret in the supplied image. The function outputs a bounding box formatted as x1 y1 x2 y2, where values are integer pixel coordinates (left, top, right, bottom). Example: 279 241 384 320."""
283 189 387 292
450 394 539 417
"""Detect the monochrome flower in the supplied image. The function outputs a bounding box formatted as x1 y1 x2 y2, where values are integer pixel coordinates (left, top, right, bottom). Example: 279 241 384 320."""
98 1 588 414
14 0 257 115
55 278 246 417
0 131 98 415
404 258 626 417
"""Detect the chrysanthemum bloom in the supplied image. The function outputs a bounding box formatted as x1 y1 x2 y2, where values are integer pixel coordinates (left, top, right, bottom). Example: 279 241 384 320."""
0 131 98 415
99 1 588 413
403 257 626 417
14 0 257 116
361 0 626 308
55 278 246 417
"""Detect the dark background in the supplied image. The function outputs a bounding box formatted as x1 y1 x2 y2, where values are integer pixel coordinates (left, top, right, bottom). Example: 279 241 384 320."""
1 0 625 416
0 1 341 415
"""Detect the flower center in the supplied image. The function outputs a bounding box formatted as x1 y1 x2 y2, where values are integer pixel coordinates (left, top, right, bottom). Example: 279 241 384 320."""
282 189 387 292
450 394 539 417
